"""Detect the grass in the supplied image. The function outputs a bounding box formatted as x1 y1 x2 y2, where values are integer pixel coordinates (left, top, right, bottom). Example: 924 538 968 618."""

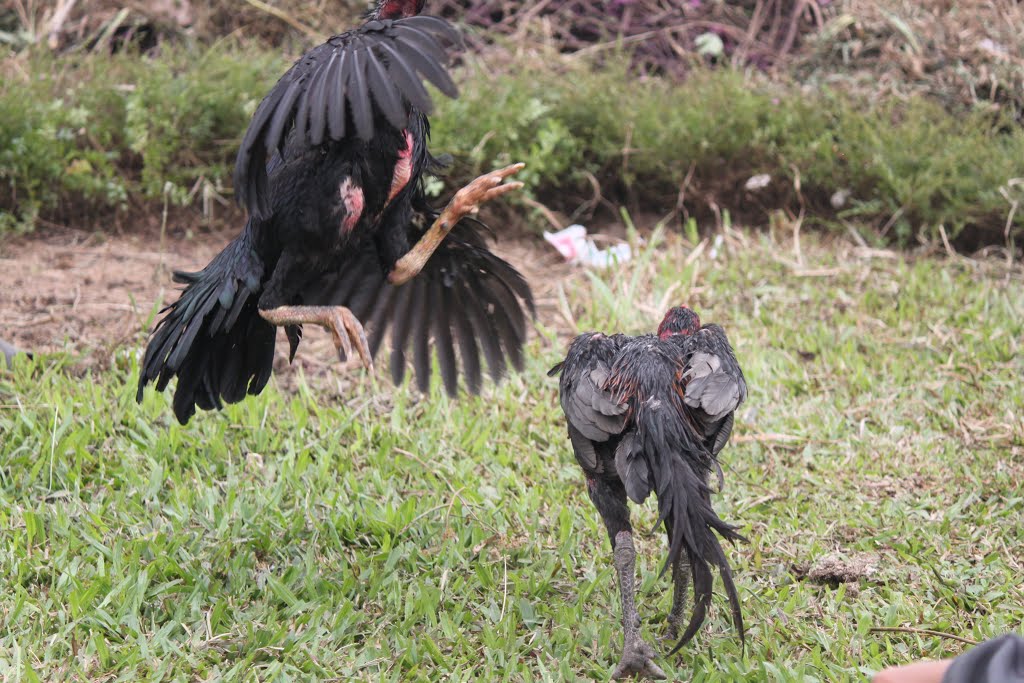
1 228 1023 681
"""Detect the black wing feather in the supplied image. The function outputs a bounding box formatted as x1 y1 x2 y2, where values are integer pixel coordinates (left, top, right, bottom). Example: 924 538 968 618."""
387 285 415 386
393 23 448 63
480 276 526 372
374 40 435 113
233 16 462 218
405 14 462 48
346 45 375 141
680 325 747 455
292 64 317 145
365 285 397 359
456 274 505 382
308 53 334 146
264 77 305 159
409 280 432 392
326 49 349 141
365 43 408 131
450 281 482 393
430 276 458 395
553 334 628 444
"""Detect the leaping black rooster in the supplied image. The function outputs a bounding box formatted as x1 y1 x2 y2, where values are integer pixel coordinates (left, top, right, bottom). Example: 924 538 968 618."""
549 306 747 679
137 0 533 424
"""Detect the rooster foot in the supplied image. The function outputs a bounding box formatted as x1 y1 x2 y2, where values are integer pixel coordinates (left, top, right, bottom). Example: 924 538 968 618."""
259 305 374 373
388 163 524 285
611 639 666 680
662 619 684 645
444 162 525 220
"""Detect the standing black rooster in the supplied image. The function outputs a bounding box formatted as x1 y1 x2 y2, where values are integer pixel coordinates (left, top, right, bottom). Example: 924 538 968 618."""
137 0 533 424
549 306 747 679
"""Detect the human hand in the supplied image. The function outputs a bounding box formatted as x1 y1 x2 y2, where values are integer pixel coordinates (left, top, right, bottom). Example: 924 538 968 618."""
872 659 953 683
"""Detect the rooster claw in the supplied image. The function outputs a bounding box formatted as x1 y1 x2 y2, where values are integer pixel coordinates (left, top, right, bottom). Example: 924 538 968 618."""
330 306 374 374
448 163 525 219
388 162 525 286
259 305 374 375
611 640 667 680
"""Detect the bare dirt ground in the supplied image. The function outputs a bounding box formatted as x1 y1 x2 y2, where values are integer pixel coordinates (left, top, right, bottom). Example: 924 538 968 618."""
0 227 573 376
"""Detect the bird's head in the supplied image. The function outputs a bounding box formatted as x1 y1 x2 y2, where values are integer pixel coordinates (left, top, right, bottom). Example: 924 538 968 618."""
372 0 426 19
656 306 701 339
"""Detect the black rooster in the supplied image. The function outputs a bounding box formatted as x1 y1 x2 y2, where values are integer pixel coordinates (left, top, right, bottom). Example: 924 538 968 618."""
549 306 747 679
1 339 29 369
137 0 533 424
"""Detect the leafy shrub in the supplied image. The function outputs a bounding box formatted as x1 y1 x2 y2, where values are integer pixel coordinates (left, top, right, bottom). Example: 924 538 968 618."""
433 54 1024 245
2 43 1022 248
0 45 283 231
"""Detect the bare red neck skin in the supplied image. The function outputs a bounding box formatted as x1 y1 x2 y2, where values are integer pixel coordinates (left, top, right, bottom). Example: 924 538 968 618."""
386 131 415 204
374 0 425 19
656 306 700 339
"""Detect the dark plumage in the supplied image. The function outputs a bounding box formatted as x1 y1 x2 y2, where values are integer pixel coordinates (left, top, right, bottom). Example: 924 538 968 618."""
548 306 747 679
1 339 29 369
304 204 534 396
234 13 459 219
137 0 533 424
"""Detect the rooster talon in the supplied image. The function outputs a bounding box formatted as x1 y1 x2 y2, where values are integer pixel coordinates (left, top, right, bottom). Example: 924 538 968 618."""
482 181 524 202
338 308 374 374
488 164 524 187
611 658 667 680
611 640 666 680
330 312 354 363
337 338 351 364
494 162 525 178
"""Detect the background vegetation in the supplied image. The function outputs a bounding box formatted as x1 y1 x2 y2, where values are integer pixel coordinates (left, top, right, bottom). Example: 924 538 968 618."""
1 0 1023 249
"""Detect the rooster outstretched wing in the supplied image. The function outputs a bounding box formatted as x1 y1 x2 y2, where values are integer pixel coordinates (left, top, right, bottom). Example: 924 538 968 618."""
306 211 534 396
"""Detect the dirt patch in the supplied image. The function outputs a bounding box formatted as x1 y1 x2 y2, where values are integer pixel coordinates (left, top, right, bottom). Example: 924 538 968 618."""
0 226 575 375
805 552 881 586
0 230 221 361
857 472 941 501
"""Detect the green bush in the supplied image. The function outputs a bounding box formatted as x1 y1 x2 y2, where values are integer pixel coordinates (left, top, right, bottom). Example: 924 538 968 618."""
2 45 1023 246
0 45 283 232
433 55 1024 245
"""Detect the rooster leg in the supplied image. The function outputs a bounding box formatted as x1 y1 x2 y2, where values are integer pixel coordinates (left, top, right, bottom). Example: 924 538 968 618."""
259 305 374 373
388 163 525 285
664 555 691 643
587 476 666 681
611 531 668 681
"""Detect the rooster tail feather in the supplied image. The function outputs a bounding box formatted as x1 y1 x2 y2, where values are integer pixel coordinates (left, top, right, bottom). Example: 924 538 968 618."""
137 233 273 424
635 405 745 652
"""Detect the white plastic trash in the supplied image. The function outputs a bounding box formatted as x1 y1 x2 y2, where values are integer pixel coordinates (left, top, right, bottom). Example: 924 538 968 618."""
543 224 632 269
543 224 588 262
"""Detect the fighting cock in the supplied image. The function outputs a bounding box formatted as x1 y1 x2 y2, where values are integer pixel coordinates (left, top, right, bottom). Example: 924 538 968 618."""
549 306 747 679
137 0 533 424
